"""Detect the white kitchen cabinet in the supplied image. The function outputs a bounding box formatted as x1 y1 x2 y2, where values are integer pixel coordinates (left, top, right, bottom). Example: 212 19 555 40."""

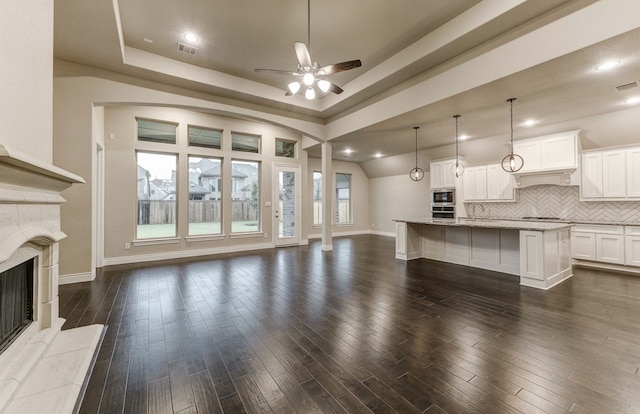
463 163 514 202
625 227 640 266
571 231 596 260
463 166 487 201
513 131 578 173
520 228 572 289
602 150 626 198
571 225 625 265
581 148 635 200
596 234 625 264
486 163 515 200
430 159 457 189
581 153 603 198
395 221 422 260
626 148 640 198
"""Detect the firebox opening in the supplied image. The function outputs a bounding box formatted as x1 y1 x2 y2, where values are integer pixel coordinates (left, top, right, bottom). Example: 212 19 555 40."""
0 258 34 355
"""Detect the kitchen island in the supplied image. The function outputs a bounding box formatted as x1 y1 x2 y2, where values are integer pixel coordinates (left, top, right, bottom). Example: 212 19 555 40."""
394 218 573 289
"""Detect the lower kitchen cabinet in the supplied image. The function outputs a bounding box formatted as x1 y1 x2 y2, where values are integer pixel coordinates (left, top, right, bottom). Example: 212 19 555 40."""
572 224 625 265
625 226 640 266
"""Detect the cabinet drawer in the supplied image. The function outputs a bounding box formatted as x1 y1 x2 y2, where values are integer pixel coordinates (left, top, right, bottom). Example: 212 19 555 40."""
572 224 624 234
625 226 640 236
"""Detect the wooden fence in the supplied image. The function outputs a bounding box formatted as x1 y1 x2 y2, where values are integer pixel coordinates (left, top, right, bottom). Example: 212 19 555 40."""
138 200 257 224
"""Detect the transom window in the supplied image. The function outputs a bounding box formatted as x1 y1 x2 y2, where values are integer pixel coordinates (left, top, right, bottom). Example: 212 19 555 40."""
188 126 222 149
275 138 296 158
231 132 261 154
137 119 177 144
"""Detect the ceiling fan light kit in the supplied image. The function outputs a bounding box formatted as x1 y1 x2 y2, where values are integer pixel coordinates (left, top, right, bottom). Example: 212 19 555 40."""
501 98 524 173
254 0 361 100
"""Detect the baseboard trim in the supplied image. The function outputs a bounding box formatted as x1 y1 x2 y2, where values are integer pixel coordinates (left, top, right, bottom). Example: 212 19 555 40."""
58 271 96 285
573 260 640 275
369 230 395 237
103 241 276 266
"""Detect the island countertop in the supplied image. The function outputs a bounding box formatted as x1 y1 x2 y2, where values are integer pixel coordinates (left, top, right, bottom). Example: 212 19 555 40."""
393 217 573 232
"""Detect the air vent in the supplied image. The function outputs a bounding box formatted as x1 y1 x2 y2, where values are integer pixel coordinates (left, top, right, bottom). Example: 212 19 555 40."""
177 42 198 55
616 81 639 91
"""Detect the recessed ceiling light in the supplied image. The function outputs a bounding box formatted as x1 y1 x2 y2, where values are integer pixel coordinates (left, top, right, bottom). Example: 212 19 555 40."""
184 32 199 44
143 38 154 44
522 119 537 127
374 153 383 158
595 59 621 71
344 148 353 154
625 96 640 105
459 134 469 141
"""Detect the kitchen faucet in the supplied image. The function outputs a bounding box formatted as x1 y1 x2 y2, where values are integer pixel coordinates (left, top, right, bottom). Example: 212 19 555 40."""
471 204 485 221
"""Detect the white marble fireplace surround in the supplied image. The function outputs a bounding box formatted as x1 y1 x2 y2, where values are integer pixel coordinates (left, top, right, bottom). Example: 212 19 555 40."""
0 145 103 413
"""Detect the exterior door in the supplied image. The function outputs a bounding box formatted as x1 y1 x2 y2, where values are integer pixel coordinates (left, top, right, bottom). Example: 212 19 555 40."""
273 164 301 246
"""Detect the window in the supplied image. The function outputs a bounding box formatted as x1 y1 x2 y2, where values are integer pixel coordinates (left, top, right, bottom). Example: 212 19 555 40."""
231 132 261 153
137 119 177 144
188 126 222 149
136 152 177 239
313 171 322 226
188 156 222 235
275 138 296 158
231 160 260 233
336 173 352 225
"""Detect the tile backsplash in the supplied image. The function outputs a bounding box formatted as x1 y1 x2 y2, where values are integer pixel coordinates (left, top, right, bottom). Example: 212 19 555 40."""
465 185 640 223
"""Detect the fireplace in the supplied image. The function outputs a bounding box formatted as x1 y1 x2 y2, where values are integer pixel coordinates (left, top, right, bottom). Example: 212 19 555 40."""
0 258 34 354
0 144 103 412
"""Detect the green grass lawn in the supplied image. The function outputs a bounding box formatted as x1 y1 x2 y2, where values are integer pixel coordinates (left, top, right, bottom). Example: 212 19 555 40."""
137 221 259 239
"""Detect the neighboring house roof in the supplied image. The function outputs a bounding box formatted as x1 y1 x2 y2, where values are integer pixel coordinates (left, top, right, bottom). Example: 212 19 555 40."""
188 182 210 195
200 165 247 179
137 165 150 179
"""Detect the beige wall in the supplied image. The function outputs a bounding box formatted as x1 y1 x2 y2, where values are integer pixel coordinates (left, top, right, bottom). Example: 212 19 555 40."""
0 0 53 162
369 173 431 234
306 158 370 238
103 106 307 263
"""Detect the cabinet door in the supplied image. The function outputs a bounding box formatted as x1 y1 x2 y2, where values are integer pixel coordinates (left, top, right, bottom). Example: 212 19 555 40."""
542 135 576 169
625 236 640 266
487 163 514 201
473 167 487 200
595 234 625 264
430 162 442 189
513 141 541 172
602 150 626 198
571 232 596 260
581 153 603 198
626 148 640 198
441 160 456 188
463 168 476 201
395 222 407 255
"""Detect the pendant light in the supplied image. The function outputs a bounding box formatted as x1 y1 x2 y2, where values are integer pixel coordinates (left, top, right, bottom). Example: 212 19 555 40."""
501 98 524 172
451 114 464 177
409 126 424 181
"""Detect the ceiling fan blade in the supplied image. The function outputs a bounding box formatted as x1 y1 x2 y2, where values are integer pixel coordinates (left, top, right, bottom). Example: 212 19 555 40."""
318 60 362 75
327 82 344 94
254 68 300 76
294 42 312 68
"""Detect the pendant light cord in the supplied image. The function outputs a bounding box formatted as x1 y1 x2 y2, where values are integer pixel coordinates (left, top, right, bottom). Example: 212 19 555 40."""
414 126 419 169
508 98 516 153
454 115 460 160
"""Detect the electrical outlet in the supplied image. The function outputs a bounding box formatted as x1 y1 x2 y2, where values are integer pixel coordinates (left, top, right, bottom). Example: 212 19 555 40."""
124 242 131 249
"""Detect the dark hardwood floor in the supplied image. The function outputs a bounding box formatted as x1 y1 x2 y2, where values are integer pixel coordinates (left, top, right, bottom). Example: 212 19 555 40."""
59 235 640 413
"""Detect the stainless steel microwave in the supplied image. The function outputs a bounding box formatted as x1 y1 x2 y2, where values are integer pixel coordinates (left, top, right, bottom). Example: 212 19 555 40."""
431 188 455 205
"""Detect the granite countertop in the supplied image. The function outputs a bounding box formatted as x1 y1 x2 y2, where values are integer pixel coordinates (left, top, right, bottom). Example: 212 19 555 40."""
394 217 572 231
460 217 640 227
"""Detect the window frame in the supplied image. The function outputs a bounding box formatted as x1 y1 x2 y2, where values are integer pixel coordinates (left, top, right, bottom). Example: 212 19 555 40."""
187 155 223 237
312 171 322 227
335 172 353 226
230 159 262 234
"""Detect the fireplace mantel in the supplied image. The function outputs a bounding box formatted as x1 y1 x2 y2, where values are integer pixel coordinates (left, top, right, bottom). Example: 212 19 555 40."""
0 144 102 413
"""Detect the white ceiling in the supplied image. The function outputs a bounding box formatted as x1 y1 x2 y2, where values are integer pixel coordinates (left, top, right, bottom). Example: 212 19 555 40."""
53 0 640 162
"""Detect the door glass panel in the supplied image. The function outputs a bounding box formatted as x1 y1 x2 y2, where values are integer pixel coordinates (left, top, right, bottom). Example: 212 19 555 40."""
278 171 296 239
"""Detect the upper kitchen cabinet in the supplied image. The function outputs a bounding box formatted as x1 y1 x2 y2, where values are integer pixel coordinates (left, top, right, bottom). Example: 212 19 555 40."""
581 146 640 200
512 131 579 174
463 163 515 202
430 158 459 189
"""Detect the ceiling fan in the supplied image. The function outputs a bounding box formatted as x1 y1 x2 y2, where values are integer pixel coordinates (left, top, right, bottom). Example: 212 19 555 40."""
254 0 362 100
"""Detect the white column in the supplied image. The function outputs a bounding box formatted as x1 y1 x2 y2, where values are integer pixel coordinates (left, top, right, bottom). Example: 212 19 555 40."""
321 142 333 251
